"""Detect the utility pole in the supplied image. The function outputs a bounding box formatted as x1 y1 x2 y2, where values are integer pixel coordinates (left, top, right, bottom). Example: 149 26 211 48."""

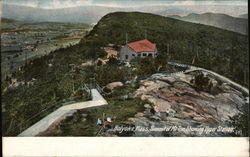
167 43 169 54
245 66 248 85
126 33 128 44
90 78 93 89
208 48 211 67
196 46 199 60
102 112 105 122
192 56 196 65
244 24 249 85
25 51 27 85
69 64 75 93
90 77 96 89
10 60 14 71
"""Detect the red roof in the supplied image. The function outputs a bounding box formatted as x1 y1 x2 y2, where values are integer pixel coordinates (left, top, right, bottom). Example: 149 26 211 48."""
127 39 156 53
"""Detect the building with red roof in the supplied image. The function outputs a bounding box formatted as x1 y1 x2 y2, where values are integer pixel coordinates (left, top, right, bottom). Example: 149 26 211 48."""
119 39 158 61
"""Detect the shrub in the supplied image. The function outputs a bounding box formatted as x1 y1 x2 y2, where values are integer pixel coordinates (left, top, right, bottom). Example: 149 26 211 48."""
192 73 213 92
230 108 249 137
107 55 119 65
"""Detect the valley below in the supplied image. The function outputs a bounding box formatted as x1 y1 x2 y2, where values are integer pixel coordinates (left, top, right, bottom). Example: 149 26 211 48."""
1 19 92 80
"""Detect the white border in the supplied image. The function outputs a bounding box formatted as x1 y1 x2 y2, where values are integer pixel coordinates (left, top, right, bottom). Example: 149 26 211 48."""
2 137 249 157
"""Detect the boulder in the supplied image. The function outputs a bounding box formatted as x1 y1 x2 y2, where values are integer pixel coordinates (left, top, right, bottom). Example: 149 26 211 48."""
144 104 152 109
105 82 124 92
81 60 94 66
135 112 144 118
149 98 171 113
81 113 88 118
81 118 87 122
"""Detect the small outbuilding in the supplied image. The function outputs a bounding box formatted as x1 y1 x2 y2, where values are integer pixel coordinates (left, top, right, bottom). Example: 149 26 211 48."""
119 39 158 62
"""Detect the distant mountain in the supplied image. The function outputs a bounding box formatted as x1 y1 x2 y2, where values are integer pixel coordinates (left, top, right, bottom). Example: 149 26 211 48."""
3 3 236 24
239 13 248 19
1 18 16 23
2 4 173 24
2 3 248 34
169 13 248 35
1 4 114 24
155 8 195 17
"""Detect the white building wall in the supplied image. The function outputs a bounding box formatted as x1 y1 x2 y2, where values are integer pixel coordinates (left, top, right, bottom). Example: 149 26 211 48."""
119 45 137 61
119 45 158 62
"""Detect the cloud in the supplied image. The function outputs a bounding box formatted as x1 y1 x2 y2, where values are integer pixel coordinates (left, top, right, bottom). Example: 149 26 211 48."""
45 0 93 9
3 0 94 9
2 0 248 9
166 0 247 6
93 2 123 8
3 0 39 8
46 0 124 8
167 0 197 6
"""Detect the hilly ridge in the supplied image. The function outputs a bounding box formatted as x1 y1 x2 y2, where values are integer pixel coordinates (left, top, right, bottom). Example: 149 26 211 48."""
169 12 248 35
1 4 171 24
2 4 104 23
239 13 248 19
84 12 248 86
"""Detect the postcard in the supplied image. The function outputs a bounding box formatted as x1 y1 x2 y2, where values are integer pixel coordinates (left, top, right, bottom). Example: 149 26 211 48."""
1 0 249 156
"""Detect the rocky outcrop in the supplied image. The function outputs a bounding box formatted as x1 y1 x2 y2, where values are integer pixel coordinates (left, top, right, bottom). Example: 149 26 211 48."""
123 72 248 137
101 46 118 58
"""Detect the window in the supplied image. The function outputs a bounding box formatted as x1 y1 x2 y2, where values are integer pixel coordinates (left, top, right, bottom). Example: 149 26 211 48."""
148 53 152 57
125 55 128 60
143 53 147 56
138 54 141 57
132 54 135 57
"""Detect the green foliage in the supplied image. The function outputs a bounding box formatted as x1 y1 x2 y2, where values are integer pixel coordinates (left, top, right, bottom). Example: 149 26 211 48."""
46 84 145 136
131 56 172 77
192 73 213 92
96 65 127 85
106 56 119 65
95 56 171 86
136 57 158 75
1 43 97 136
230 111 249 137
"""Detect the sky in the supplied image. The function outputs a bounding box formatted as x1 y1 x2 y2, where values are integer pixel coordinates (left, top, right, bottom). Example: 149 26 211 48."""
2 0 248 9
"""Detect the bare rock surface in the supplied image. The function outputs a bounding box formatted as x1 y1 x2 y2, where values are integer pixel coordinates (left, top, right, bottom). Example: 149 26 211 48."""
124 71 249 137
